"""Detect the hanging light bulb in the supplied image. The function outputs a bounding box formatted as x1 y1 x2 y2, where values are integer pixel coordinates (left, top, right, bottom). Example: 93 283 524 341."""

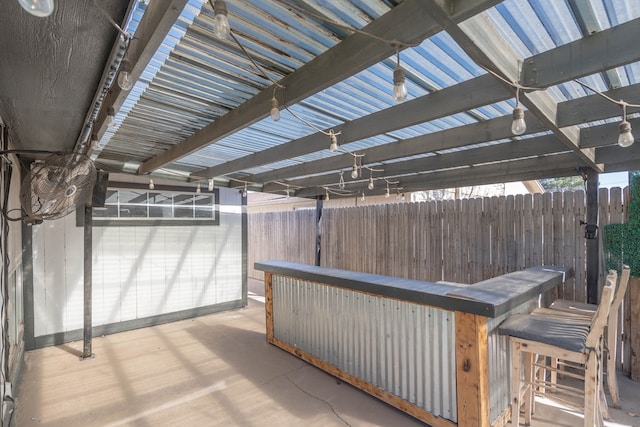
241 182 248 197
618 120 634 148
351 159 358 179
338 171 345 190
392 51 407 103
618 104 635 148
117 59 134 91
325 190 329 201
270 97 280 121
106 107 116 128
361 192 365 202
385 186 390 199
149 178 155 190
196 183 201 194
212 0 230 39
18 0 54 17
329 130 338 152
511 106 526 136
511 88 526 136
286 188 290 199
208 178 214 191
368 176 374 190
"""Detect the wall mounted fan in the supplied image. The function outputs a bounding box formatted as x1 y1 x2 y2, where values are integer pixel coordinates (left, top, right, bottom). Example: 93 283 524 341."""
20 153 97 222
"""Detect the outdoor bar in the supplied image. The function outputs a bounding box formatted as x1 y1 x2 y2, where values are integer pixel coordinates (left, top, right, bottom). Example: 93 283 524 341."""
255 261 573 427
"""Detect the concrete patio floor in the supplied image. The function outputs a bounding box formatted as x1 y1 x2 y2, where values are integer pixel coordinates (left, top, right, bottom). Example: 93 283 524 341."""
11 279 640 426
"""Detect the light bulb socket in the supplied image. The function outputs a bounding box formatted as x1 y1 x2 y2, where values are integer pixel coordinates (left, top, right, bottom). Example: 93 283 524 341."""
270 97 278 110
619 120 632 136
208 179 214 191
213 0 228 16
368 177 374 190
120 59 132 73
512 106 524 121
149 179 155 190
393 66 405 85
329 134 338 152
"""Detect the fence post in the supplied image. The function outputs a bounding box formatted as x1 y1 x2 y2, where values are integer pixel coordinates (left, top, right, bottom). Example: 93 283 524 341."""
586 169 599 304
315 198 323 266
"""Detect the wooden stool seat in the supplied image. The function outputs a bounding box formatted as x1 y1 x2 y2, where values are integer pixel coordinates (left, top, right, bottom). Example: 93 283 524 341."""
499 271 617 427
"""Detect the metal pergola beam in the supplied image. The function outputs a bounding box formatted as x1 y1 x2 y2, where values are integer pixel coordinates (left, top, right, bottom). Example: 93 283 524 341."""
138 0 506 175
92 0 189 145
255 77 640 188
254 112 546 187
295 152 584 198
426 3 599 170
521 16 640 89
557 82 640 127
276 134 566 191
138 0 438 175
188 5 640 187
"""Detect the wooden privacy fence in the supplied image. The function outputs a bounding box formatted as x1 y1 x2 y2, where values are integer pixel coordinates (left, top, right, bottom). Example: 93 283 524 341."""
248 188 631 372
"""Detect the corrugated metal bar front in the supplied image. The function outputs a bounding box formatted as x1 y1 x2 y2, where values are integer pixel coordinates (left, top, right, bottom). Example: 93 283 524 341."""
486 297 539 424
272 275 457 423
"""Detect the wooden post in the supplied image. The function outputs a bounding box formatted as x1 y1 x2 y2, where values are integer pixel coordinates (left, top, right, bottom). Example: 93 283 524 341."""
264 272 274 343
455 312 490 427
631 277 640 381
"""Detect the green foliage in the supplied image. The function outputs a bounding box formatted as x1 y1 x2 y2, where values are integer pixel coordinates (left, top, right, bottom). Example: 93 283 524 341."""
540 176 585 192
604 171 640 276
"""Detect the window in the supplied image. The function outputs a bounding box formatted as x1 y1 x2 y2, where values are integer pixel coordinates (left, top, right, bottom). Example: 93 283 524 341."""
91 183 219 226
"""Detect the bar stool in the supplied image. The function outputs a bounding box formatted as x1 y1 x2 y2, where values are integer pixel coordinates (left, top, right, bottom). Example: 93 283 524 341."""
498 271 617 427
531 266 630 409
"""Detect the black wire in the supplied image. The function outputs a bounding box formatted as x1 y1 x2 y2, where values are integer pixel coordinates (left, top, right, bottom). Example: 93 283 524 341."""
0 149 65 156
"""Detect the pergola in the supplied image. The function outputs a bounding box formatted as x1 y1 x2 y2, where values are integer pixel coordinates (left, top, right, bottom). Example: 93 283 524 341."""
1 0 639 195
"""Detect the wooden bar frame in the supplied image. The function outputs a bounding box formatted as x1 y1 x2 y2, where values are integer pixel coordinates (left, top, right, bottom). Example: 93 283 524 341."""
454 312 490 427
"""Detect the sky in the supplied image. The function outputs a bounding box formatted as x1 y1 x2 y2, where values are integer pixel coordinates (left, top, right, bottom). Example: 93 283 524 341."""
599 172 629 189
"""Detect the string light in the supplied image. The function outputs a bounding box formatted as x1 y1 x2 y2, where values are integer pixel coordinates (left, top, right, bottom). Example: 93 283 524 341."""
338 171 345 190
208 178 214 191
196 183 201 194
325 189 329 201
18 0 54 17
368 175 374 190
106 107 116 128
351 158 359 179
149 178 154 190
392 50 408 103
511 87 526 136
117 59 134 91
270 96 280 121
329 130 338 152
211 0 230 39
286 186 290 199
241 182 248 197
361 192 365 202
385 186 390 198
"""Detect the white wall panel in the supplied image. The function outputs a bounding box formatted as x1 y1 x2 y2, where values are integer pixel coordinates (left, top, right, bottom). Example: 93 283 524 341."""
118 226 137 322
31 188 244 339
